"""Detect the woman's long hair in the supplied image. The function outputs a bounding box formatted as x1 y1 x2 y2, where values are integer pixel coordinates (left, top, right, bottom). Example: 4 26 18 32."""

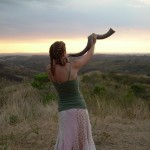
49 41 68 76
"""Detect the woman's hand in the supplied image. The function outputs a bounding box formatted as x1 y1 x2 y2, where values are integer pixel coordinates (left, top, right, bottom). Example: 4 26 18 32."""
73 33 96 70
92 33 97 44
88 33 97 45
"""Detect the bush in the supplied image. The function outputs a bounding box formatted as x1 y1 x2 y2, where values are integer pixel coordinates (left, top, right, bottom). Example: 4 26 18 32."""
31 73 49 89
123 90 135 106
93 85 106 96
130 83 145 97
31 72 56 105
42 93 57 105
9 114 18 125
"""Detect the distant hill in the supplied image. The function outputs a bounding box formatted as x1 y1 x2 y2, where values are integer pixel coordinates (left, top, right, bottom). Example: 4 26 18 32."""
0 54 150 81
0 55 49 71
0 55 49 81
82 54 150 75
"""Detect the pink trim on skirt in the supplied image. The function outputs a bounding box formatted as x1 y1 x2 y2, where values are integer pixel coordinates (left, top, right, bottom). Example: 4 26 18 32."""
54 108 96 150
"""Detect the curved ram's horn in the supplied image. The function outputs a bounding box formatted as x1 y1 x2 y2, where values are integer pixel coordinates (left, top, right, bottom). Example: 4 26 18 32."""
68 28 115 57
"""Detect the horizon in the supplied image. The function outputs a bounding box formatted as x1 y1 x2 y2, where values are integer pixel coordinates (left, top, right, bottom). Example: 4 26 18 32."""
0 52 150 56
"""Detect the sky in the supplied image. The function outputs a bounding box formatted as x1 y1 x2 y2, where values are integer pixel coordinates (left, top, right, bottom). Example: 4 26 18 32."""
0 0 150 54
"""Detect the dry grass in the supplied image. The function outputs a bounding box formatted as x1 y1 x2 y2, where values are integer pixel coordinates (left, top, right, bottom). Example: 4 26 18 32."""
0 77 150 149
86 95 150 120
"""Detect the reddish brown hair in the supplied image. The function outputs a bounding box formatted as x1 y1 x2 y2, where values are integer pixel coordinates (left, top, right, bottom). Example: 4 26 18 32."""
49 41 67 76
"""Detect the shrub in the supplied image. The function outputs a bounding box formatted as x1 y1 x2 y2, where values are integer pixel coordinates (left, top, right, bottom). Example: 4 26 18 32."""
42 93 57 105
93 85 106 96
123 90 135 106
31 72 56 105
9 114 18 125
130 83 145 97
31 73 49 89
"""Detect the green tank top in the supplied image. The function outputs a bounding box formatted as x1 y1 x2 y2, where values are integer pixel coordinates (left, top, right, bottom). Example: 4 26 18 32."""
52 63 87 112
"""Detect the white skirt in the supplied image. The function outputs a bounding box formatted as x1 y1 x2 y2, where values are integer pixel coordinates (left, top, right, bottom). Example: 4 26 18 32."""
54 108 96 150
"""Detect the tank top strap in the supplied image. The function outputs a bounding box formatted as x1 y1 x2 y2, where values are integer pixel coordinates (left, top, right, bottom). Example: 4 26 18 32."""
67 62 71 81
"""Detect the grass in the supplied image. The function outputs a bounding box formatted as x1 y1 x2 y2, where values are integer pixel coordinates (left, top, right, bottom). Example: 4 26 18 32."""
0 72 150 149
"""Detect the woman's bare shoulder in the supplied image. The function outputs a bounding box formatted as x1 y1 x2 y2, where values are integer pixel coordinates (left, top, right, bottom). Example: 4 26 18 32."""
71 58 82 70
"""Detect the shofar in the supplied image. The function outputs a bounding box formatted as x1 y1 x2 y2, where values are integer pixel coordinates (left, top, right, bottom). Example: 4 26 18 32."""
68 28 115 57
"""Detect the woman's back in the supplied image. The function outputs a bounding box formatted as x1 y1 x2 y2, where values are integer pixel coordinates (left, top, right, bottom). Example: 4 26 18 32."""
47 62 87 112
47 62 77 84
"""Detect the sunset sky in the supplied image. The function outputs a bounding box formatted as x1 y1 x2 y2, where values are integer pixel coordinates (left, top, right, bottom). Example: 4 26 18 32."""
0 0 150 54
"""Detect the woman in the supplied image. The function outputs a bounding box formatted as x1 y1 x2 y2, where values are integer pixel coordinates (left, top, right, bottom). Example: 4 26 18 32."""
47 33 97 150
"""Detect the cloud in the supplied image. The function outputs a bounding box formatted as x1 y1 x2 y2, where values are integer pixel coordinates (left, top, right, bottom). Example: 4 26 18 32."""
129 0 150 7
140 0 150 4
0 0 105 40
0 0 150 41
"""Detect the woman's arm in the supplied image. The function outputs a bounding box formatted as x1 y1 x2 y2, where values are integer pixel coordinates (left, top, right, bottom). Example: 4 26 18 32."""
72 33 97 71
69 28 115 57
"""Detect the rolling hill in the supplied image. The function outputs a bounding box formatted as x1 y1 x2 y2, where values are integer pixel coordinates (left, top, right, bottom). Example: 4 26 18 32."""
0 53 150 81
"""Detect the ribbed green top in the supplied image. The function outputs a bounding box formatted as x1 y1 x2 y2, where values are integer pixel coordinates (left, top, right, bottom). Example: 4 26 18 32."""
53 78 87 112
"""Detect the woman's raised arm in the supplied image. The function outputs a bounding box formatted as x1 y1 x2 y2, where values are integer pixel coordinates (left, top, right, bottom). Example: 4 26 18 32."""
72 33 97 71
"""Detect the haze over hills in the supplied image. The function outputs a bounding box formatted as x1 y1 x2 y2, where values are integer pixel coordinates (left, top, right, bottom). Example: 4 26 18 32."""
0 52 150 56
0 53 48 56
0 53 150 81
84 54 150 75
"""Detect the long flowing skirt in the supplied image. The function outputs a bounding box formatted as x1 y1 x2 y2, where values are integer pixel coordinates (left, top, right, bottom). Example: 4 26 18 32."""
54 108 96 150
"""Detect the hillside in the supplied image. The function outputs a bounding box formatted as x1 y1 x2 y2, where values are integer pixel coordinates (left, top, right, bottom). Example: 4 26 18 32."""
0 54 150 82
82 54 150 75
0 53 150 149
0 55 49 81
0 70 150 149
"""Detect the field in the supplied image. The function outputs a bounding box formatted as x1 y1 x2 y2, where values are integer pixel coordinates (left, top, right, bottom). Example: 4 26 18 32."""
0 54 150 149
